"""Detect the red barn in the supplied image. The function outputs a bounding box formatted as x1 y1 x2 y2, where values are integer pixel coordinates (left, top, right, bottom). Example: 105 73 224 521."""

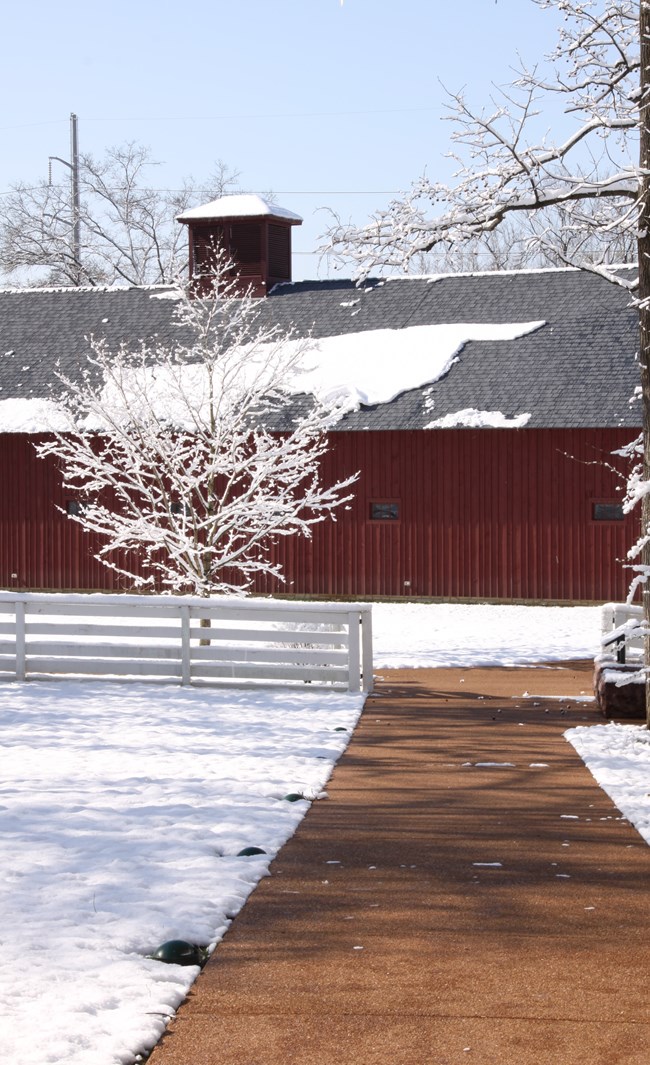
0 195 640 602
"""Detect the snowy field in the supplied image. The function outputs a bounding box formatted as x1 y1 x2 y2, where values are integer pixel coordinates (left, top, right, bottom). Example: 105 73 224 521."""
0 683 365 1065
371 600 601 668
0 600 648 1065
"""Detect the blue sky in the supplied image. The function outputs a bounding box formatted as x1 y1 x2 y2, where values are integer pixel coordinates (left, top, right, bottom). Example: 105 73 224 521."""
1 1 562 280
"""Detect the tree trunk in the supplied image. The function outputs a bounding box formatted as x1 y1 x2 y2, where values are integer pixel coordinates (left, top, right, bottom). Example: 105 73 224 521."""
200 604 212 647
639 3 650 726
198 617 210 647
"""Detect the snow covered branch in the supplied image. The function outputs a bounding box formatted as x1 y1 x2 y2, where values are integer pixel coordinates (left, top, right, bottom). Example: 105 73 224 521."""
323 0 640 282
36 256 357 595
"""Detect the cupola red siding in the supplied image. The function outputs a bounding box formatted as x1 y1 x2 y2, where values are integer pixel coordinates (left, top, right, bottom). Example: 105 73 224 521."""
177 194 302 297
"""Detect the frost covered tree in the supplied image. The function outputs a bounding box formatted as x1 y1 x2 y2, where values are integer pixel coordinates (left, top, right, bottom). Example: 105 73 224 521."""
407 199 636 275
36 255 356 596
0 144 241 288
326 0 650 720
326 3 641 284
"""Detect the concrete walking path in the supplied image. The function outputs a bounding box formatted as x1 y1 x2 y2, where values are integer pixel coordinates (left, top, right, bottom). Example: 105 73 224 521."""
148 662 650 1065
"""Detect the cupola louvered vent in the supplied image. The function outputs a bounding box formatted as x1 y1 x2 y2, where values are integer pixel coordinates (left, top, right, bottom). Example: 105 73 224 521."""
192 225 224 277
230 223 262 266
268 224 291 280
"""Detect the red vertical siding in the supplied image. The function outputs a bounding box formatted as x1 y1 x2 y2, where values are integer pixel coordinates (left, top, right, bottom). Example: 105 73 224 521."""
0 436 121 593
262 428 638 603
0 429 639 602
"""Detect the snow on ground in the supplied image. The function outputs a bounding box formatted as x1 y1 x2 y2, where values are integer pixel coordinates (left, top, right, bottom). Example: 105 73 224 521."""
0 683 364 1065
0 599 646 1065
370 601 601 668
565 724 650 848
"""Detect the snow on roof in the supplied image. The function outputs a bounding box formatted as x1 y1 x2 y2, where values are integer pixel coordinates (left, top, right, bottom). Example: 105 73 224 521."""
176 195 303 224
0 283 177 297
0 397 71 432
425 408 531 429
0 319 545 432
417 262 637 284
296 320 545 412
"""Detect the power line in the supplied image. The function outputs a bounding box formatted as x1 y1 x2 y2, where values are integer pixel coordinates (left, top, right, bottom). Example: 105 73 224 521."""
0 184 402 198
0 104 437 134
257 191 402 196
0 119 69 132
93 106 436 121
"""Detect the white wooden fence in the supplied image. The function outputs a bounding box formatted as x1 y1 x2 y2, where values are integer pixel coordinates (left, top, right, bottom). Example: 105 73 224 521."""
600 601 644 663
0 592 373 692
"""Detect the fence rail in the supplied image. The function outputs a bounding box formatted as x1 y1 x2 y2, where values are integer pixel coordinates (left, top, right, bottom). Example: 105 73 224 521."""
600 601 644 664
0 592 373 692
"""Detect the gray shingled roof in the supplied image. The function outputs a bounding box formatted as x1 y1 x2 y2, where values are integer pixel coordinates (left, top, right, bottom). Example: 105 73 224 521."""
0 267 640 429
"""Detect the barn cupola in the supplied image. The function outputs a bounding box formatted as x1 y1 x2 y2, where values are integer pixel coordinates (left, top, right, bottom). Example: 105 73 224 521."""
177 194 302 297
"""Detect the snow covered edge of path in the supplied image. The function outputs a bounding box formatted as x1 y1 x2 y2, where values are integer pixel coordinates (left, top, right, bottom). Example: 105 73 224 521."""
565 723 650 847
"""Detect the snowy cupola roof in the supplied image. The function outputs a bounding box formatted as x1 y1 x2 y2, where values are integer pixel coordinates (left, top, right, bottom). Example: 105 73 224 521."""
177 195 303 298
176 194 302 224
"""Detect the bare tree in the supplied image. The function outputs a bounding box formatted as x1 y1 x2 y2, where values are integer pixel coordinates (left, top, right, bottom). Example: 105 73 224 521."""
0 145 242 288
326 0 650 717
36 255 356 596
325 2 640 284
408 197 636 275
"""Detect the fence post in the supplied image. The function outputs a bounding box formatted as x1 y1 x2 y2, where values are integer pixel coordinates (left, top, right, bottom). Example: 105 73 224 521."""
181 605 191 686
347 610 361 692
15 599 26 682
361 607 374 692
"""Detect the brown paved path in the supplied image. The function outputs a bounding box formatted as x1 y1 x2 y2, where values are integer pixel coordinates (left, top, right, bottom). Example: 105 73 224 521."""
148 663 650 1065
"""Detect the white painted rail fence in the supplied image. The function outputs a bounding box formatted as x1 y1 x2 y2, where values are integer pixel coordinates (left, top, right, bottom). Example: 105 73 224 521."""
0 592 373 692
600 601 644 664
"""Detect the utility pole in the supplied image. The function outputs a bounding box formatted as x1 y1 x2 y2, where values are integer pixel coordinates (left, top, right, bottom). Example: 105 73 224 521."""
49 112 81 284
70 113 81 282
639 3 650 725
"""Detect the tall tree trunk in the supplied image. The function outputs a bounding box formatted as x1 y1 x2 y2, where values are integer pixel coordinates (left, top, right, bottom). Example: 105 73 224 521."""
639 3 650 726
200 590 212 647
